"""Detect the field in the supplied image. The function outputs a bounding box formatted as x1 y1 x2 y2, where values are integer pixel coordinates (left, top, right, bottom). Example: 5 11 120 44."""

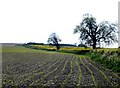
2 45 120 87
24 44 120 72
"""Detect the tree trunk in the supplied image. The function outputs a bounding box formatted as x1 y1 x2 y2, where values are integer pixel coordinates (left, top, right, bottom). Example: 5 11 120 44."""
93 43 96 49
56 43 60 50
93 37 96 49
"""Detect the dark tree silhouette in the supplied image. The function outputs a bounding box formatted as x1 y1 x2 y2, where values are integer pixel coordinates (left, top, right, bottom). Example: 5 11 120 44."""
47 33 62 50
74 14 118 49
78 43 87 49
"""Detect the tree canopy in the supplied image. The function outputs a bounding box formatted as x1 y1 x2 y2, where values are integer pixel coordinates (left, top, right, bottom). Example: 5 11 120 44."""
74 14 118 49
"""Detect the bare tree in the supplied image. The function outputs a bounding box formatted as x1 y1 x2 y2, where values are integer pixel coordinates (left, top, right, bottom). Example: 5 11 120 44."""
74 14 118 49
47 33 62 50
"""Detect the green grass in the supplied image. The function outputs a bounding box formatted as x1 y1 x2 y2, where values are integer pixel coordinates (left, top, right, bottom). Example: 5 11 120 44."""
2 46 40 52
86 50 120 73
2 45 58 54
0 44 2 52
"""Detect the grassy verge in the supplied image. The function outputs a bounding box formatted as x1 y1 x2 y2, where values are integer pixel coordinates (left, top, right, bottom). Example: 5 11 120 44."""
85 50 120 73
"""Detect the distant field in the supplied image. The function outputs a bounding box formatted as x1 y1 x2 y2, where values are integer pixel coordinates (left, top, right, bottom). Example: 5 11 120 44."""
1 45 120 87
2 45 39 52
24 44 119 61
2 45 50 53
31 45 118 51
30 45 92 51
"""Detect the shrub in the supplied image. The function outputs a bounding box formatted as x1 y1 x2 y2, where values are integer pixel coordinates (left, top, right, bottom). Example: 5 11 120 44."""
86 49 120 73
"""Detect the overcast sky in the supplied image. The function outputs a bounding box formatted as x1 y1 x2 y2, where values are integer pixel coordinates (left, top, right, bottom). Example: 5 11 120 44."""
0 0 119 47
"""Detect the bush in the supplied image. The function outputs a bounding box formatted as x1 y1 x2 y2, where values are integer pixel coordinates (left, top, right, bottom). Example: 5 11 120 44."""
86 50 120 73
57 50 91 55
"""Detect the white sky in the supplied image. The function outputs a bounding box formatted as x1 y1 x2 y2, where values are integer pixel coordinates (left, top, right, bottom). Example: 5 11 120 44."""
0 0 119 48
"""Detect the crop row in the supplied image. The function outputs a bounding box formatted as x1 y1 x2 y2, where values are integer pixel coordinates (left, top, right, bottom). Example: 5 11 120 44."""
2 52 120 87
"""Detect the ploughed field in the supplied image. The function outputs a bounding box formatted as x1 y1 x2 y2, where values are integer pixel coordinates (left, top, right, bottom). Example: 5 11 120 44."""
2 46 120 88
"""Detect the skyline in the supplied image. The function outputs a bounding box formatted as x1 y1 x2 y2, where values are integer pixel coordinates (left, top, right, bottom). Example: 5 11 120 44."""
0 0 119 48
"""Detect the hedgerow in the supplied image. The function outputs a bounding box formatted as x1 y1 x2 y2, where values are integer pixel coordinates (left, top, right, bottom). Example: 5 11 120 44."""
86 50 120 73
